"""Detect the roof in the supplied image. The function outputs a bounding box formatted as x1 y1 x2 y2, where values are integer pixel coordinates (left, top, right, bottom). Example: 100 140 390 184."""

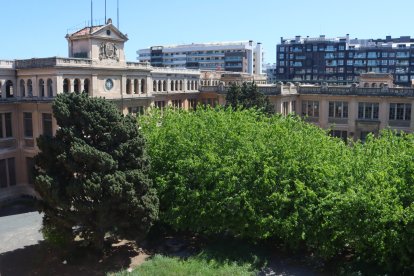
69 25 104 37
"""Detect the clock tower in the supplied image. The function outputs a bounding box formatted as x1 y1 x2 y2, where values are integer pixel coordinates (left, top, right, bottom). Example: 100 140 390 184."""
66 18 128 66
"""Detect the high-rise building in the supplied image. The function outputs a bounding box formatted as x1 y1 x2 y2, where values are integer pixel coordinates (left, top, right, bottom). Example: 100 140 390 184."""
276 35 414 86
137 41 263 75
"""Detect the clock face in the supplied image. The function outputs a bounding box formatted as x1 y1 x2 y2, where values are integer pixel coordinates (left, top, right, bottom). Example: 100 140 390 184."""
105 79 114 91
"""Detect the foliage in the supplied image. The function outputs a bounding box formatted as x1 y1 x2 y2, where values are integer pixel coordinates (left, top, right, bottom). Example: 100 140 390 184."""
140 107 414 273
112 254 254 276
34 92 158 250
225 82 274 114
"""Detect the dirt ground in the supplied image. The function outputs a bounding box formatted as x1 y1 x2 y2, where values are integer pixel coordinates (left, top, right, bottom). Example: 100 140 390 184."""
0 240 149 276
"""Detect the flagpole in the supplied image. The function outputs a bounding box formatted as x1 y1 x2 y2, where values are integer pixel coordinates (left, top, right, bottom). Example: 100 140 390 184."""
117 0 119 29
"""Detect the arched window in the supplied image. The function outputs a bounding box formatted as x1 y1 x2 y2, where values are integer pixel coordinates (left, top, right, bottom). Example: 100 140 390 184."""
134 79 139 94
207 80 210 86
163 80 167 91
158 80 162 92
180 80 183 91
372 83 377 88
20 80 26 97
126 79 132 94
175 80 179 91
27 79 33 96
39 79 45 97
153 80 157 92
141 79 145 93
6 80 14 98
170 80 174 91
84 79 90 94
47 79 53 97
63 78 70 93
74 79 80 93
364 83 369 88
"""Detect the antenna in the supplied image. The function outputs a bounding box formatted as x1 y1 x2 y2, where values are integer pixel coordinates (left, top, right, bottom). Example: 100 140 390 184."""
117 0 119 29
90 0 93 28
105 0 107 23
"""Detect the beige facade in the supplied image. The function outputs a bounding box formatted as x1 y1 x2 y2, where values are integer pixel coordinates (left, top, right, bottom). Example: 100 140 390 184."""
2 20 414 203
0 21 202 202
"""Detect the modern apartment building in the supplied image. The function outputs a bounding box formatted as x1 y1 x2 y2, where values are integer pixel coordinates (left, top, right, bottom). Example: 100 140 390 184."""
137 41 263 75
276 35 414 86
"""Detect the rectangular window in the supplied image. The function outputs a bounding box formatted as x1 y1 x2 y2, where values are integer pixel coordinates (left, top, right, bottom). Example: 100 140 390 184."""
0 159 6 188
5 113 12 138
302 100 319 117
282 102 289 115
330 130 348 142
291 101 296 113
329 101 348 118
358 102 379 120
154 101 165 109
42 113 53 137
172 99 182 109
0 113 13 138
7 158 16 186
23 112 33 137
0 158 16 188
389 103 411 120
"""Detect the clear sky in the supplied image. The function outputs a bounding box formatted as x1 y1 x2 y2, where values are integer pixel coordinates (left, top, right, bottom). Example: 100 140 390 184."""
1 0 413 64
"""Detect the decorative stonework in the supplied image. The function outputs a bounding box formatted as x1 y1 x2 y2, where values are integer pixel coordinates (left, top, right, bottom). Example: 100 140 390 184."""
99 42 119 61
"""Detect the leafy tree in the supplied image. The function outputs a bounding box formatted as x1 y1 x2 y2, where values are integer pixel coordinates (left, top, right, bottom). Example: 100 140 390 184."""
140 108 414 274
34 92 158 250
225 82 274 114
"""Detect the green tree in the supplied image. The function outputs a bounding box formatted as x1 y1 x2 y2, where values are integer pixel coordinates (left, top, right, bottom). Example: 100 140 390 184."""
225 82 274 114
34 92 158 251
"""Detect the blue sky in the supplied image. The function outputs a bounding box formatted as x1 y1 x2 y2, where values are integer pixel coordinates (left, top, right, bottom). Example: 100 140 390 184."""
1 0 413 64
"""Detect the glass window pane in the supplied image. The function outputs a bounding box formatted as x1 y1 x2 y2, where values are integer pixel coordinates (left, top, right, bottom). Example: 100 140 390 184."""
7 158 16 186
406 104 411 120
24 112 33 137
42 113 53 137
0 159 7 188
5 113 12 137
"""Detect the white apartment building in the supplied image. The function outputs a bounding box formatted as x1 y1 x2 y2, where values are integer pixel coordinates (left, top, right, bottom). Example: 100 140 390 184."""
137 41 263 75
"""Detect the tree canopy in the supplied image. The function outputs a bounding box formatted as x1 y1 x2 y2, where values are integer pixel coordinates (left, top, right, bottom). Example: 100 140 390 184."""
34 92 158 250
225 82 274 114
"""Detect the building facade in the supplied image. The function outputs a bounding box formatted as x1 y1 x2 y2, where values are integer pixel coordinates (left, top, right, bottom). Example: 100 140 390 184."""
276 35 414 86
137 41 263 75
3 20 414 203
0 20 202 202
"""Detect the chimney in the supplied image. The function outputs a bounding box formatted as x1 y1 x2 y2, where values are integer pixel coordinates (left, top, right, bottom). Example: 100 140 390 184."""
295 35 301 43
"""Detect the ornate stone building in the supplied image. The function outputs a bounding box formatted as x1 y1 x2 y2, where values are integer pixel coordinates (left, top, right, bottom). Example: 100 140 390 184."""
0 20 201 202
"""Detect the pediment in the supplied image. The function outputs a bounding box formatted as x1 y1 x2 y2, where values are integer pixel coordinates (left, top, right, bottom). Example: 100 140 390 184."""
92 24 128 42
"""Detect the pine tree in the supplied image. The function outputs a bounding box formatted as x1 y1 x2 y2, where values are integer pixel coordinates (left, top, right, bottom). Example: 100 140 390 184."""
34 92 158 250
225 82 274 114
